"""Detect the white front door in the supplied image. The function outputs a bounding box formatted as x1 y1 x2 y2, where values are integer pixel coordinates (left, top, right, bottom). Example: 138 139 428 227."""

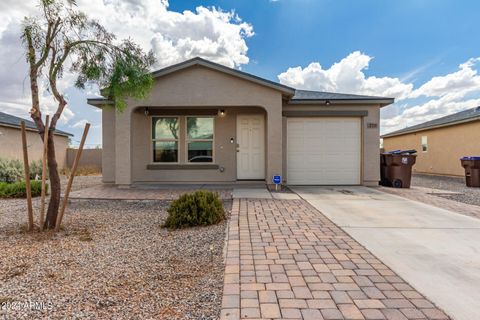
287 117 361 185
237 114 265 180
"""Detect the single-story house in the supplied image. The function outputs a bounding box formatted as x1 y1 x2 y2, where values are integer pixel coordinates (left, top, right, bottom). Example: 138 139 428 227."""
382 107 480 176
88 57 393 187
0 111 72 169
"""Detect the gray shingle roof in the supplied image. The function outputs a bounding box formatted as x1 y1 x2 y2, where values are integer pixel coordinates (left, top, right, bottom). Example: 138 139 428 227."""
0 111 73 137
88 57 395 107
292 89 392 101
382 106 480 138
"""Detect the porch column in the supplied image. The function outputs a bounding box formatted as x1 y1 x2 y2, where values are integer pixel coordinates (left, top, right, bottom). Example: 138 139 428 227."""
266 105 283 186
114 108 132 186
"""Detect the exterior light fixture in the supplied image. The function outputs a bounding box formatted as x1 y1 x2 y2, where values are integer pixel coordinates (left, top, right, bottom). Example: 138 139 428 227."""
218 109 226 117
144 107 149 116
325 100 331 106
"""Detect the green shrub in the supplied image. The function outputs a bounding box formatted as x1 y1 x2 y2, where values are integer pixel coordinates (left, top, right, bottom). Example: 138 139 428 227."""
164 190 225 229
29 160 47 180
0 180 47 198
0 158 48 182
0 158 23 183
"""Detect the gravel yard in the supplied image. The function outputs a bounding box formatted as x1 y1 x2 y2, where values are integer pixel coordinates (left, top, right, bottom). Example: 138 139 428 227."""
0 178 230 319
412 173 480 207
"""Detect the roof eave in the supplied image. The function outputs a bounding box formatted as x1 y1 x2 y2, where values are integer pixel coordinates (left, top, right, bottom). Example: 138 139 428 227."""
87 98 114 108
382 116 480 138
288 99 394 106
0 123 73 137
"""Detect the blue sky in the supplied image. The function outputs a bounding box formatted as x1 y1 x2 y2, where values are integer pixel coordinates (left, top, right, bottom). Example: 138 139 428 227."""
0 0 479 147
170 0 480 84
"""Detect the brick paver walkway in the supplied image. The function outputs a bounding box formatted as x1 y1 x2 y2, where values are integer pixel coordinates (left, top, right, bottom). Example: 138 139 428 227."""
221 199 450 320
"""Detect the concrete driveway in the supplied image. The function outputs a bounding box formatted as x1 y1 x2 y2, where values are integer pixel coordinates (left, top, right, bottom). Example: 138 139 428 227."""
291 186 480 320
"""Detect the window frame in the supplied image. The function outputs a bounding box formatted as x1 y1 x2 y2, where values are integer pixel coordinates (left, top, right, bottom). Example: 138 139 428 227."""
421 135 428 153
151 116 180 163
185 116 215 164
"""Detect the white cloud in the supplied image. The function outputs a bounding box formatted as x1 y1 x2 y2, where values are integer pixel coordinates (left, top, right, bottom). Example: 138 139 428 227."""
76 0 253 68
382 58 480 134
409 58 480 99
381 96 480 133
0 0 253 145
278 51 413 100
71 119 88 128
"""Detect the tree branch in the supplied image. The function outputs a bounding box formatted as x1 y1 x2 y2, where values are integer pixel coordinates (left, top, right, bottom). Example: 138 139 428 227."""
25 29 45 132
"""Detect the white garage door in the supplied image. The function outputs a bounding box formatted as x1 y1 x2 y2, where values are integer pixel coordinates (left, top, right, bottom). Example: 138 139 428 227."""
287 117 361 185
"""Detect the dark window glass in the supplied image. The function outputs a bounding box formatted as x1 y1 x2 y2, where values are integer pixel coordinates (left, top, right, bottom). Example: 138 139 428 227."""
153 141 178 162
188 141 213 162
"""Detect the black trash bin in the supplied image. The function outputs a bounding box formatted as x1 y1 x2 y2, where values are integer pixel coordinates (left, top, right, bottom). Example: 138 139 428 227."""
381 150 417 188
460 156 480 187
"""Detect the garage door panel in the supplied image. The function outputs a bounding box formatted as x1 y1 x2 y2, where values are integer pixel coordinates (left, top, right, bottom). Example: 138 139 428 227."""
287 117 361 185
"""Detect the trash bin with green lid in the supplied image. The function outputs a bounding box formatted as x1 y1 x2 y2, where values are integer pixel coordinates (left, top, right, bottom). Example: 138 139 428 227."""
460 157 480 187
382 151 417 188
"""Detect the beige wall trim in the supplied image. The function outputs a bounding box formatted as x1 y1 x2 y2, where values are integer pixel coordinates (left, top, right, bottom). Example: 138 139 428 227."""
283 110 368 117
146 164 220 170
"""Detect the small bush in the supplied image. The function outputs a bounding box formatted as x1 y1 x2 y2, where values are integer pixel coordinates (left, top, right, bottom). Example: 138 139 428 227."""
164 190 225 229
29 160 47 180
0 158 23 183
0 158 48 182
0 180 47 198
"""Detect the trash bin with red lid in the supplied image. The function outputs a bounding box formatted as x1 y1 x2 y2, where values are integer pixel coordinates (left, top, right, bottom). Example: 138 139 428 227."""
460 156 480 187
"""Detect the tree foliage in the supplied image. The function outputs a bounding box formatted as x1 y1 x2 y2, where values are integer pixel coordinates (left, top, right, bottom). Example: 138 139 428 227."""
21 0 155 229
23 0 155 113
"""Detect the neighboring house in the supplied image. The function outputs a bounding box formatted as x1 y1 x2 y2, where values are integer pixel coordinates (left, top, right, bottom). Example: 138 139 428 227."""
382 107 480 176
88 57 393 187
0 111 73 169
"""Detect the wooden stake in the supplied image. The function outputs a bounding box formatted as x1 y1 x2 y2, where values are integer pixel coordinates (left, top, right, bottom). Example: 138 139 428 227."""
55 122 90 231
39 115 50 229
21 121 34 232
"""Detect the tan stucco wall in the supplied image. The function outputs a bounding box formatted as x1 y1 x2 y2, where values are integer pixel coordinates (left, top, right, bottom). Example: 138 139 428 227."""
383 121 480 176
282 104 382 186
102 106 116 183
0 125 69 169
114 65 283 185
101 64 383 186
131 107 265 183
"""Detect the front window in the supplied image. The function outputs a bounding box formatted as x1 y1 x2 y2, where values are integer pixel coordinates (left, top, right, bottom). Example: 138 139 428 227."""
152 117 179 162
186 117 214 163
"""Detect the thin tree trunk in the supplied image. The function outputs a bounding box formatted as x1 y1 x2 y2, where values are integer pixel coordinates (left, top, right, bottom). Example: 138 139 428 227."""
43 132 60 229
